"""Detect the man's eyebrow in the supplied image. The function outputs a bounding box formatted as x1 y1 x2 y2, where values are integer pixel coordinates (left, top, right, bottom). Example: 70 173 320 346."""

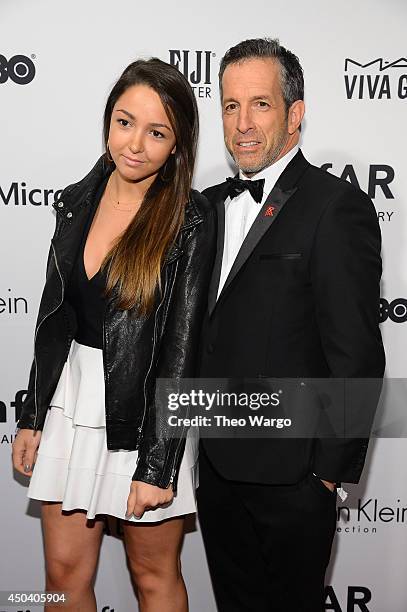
114 109 172 131
250 94 272 101
222 95 272 105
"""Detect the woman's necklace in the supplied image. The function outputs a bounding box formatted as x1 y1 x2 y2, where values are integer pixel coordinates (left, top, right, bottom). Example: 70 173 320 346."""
108 175 141 212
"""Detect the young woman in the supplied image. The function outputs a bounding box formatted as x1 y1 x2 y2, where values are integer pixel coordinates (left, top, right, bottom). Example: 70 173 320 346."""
12 58 215 612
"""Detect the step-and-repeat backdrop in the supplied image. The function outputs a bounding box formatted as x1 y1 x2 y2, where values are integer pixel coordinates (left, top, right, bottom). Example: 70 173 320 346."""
1 0 406 610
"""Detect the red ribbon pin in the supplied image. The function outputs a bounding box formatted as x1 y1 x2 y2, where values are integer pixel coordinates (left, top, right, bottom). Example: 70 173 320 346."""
264 205 275 217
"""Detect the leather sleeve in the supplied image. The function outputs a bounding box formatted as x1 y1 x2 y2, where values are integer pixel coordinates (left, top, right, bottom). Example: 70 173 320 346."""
132 194 216 491
310 185 385 483
16 242 54 431
16 197 65 432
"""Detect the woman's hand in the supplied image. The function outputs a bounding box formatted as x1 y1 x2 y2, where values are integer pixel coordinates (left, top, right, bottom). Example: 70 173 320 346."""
126 481 174 520
12 429 42 477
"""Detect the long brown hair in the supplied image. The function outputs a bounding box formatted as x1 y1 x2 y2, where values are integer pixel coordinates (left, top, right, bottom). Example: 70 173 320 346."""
101 58 198 315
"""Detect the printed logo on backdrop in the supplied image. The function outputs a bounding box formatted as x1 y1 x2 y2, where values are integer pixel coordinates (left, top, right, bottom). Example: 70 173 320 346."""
169 50 216 99
336 496 407 535
321 162 396 223
0 390 26 444
0 54 36 85
0 295 28 441
0 289 29 316
0 182 63 206
344 56 407 100
325 585 372 611
380 298 407 323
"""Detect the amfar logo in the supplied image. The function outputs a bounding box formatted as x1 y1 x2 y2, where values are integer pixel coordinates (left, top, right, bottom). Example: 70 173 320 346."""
380 298 407 323
0 54 36 85
321 162 395 223
0 390 26 424
321 163 394 199
344 57 407 99
169 50 215 98
325 585 372 611
0 182 63 206
0 389 25 444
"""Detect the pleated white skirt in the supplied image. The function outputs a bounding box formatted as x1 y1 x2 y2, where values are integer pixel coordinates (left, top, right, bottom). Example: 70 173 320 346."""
27 340 199 523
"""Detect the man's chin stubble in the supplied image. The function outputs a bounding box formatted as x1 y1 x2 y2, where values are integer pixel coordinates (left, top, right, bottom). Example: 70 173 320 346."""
231 134 289 175
233 150 283 176
237 156 272 176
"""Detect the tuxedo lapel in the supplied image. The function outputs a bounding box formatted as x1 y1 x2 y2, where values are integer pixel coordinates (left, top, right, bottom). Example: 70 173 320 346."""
208 184 228 315
218 183 297 300
210 149 309 314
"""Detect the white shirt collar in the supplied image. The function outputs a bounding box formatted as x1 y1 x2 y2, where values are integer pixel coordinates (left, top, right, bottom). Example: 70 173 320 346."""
238 145 299 203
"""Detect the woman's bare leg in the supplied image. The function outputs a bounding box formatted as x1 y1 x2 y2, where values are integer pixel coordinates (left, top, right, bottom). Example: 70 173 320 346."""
41 502 105 611
122 516 187 612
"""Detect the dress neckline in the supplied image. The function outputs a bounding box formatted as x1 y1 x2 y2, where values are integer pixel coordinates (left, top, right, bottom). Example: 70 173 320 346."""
81 177 109 282
81 251 101 283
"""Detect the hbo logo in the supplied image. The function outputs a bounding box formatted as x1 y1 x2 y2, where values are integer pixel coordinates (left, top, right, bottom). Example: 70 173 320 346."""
0 54 36 85
380 298 407 323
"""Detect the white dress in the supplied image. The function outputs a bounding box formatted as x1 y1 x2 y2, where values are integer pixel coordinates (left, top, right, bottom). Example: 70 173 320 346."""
27 339 199 522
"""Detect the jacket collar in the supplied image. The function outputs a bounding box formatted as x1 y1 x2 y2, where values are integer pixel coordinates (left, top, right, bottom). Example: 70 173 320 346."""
52 155 112 221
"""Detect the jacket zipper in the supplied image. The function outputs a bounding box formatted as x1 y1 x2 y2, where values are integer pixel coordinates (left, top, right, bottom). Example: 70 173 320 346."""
140 279 167 438
163 260 185 486
33 241 64 430
168 388 187 484
169 434 184 484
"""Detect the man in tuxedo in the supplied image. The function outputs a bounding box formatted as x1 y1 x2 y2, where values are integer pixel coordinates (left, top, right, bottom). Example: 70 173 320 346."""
197 38 385 611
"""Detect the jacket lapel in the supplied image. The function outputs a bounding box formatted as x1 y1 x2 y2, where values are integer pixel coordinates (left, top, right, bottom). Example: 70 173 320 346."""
207 183 229 315
51 204 95 284
210 149 309 315
218 183 297 299
51 156 113 284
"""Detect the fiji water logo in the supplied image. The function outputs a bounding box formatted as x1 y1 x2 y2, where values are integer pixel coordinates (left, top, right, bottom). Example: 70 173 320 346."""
169 50 216 99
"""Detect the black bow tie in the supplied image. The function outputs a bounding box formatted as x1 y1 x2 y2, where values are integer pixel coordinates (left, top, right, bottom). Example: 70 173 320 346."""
226 177 265 204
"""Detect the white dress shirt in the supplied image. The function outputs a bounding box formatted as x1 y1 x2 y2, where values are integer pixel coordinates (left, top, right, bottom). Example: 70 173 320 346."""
217 145 299 300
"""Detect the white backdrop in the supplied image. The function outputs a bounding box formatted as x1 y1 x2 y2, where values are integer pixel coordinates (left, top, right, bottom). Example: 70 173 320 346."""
1 0 406 610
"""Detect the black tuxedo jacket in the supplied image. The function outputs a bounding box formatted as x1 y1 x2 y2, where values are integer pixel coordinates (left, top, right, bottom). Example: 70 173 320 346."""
199 149 385 485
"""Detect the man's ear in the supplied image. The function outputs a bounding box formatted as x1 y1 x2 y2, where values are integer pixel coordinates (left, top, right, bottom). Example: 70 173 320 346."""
287 100 305 134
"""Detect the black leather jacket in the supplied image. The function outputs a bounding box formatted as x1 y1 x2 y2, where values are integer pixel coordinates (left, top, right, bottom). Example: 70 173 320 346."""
17 156 216 491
